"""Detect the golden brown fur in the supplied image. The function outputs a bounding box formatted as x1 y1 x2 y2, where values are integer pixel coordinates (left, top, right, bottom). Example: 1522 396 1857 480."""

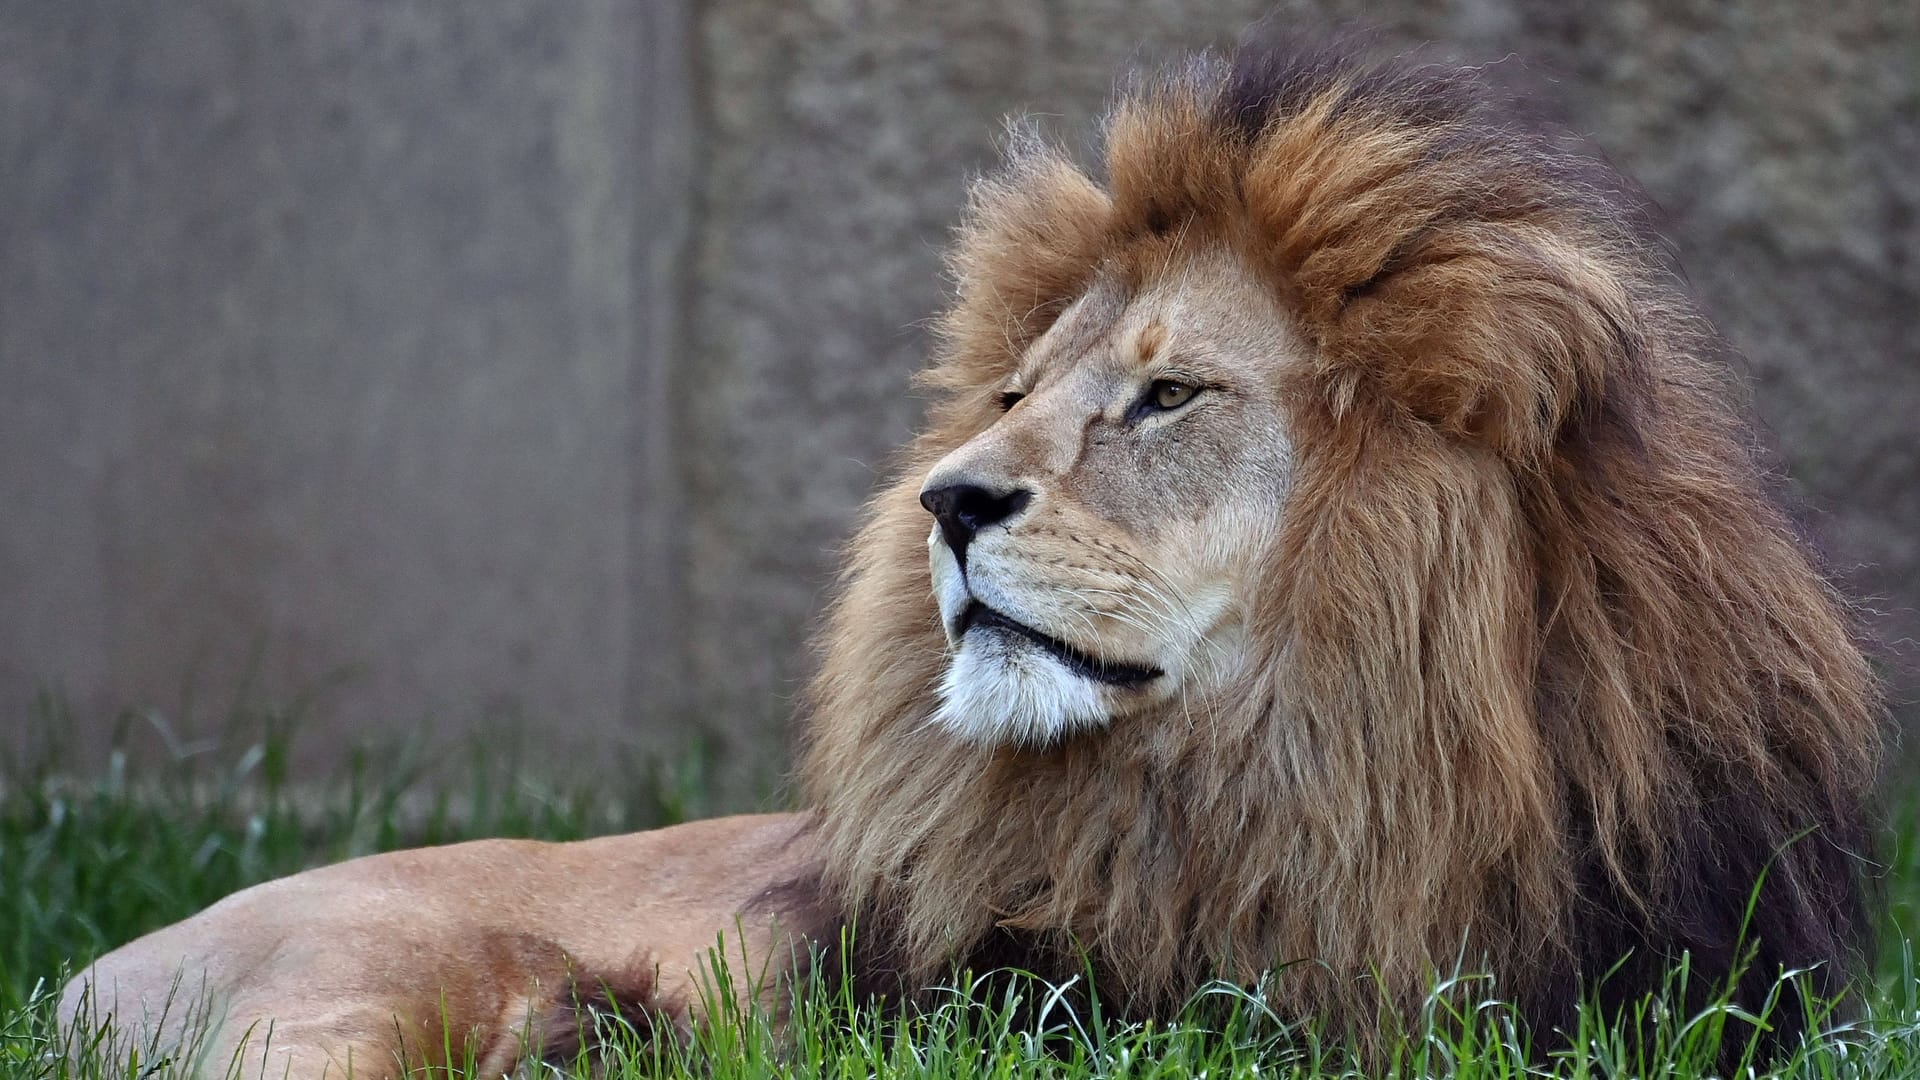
801 37 1881 1046
62 35 1882 1075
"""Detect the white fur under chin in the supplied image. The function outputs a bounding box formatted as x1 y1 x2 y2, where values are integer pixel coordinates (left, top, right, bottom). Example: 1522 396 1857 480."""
930 632 1110 746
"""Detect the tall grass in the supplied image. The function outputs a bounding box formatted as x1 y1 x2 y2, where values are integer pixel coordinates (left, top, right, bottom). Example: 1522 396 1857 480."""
3 695 1916 1078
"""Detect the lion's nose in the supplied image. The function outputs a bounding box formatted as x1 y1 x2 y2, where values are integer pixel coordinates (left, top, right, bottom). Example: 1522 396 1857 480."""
920 483 1031 568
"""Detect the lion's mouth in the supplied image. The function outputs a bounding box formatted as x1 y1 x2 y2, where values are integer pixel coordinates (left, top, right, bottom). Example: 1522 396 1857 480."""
958 602 1163 689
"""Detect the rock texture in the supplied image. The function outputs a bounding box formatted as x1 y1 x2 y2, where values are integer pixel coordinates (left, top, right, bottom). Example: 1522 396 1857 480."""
3 1 1914 791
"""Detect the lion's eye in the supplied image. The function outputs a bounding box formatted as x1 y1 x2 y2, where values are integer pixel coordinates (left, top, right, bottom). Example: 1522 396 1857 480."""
995 390 1026 412
1147 379 1198 411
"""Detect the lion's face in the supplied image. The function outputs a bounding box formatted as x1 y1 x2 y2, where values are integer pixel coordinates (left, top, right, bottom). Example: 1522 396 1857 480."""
919 246 1300 745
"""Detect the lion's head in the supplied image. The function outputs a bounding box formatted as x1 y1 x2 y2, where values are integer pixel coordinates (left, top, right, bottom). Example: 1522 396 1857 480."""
798 36 1882 1049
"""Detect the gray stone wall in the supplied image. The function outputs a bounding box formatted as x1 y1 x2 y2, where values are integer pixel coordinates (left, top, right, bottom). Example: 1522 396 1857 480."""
4 2 1915 791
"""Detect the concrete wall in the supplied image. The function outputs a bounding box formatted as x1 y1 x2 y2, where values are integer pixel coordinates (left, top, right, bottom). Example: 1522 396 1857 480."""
4 2 1915 790
2 4 671 764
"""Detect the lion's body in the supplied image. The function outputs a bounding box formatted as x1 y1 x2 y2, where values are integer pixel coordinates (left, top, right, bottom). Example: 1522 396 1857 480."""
63 34 1879 1078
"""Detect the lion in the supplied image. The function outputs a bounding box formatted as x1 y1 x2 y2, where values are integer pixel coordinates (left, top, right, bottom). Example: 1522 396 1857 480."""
62 34 1881 1077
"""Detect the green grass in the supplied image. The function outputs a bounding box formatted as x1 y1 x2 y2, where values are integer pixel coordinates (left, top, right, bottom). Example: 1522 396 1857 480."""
4 696 1918 1078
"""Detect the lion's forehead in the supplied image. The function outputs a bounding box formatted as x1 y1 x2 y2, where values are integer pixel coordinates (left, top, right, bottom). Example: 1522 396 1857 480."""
1021 246 1298 391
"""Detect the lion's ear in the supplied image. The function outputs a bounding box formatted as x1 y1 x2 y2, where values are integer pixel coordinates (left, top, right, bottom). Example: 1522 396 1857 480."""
926 129 1112 394
1323 223 1649 463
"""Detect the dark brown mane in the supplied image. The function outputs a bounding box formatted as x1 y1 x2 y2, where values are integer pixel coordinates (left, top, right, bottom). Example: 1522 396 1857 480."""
798 33 1882 1060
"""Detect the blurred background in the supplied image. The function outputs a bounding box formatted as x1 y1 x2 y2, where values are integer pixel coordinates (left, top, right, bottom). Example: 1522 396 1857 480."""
3 2 1915 798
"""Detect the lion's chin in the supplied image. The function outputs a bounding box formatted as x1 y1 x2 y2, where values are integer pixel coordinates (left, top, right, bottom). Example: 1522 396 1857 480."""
930 632 1114 746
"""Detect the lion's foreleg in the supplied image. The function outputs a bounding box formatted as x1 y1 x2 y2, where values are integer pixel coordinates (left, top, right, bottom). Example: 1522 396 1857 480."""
58 813 825 1080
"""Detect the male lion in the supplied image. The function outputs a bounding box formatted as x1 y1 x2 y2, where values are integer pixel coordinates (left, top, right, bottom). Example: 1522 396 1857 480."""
64 35 1881 1077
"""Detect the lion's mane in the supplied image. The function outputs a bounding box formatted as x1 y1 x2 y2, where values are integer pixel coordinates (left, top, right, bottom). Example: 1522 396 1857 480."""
796 36 1881 1049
